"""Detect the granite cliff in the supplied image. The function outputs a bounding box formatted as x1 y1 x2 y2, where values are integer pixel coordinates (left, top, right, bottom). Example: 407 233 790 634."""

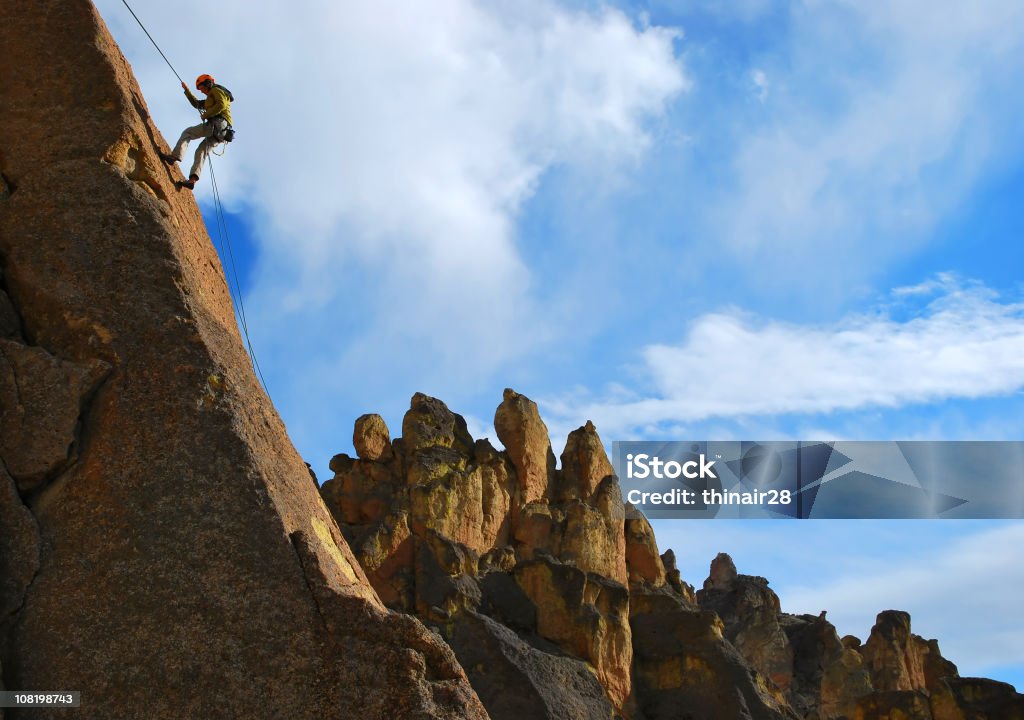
1 2 1023 720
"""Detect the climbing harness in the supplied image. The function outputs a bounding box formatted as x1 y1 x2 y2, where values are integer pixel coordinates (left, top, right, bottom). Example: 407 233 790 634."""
197 80 236 143
118 0 272 402
214 119 236 145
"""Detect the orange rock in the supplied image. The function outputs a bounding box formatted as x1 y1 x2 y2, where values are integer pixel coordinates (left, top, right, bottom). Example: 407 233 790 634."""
320 391 1024 720
353 413 392 461
558 420 615 501
862 610 930 692
625 514 667 587
512 501 558 560
851 690 932 720
495 388 555 505
631 585 796 720
345 511 416 609
514 556 633 710
940 678 1024 719
403 392 475 455
782 613 872 719
697 556 794 695
560 479 628 584
0 339 109 493
322 454 400 524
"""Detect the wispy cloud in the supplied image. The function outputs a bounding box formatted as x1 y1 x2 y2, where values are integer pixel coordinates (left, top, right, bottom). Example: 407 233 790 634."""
750 69 769 102
102 0 686 301
781 522 1024 676
698 1 1024 297
545 277 1024 437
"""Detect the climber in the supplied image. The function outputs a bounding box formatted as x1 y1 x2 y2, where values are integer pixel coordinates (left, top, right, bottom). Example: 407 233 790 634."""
159 74 234 190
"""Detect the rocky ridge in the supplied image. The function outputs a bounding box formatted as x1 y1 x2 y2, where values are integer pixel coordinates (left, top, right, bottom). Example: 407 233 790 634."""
323 391 1024 720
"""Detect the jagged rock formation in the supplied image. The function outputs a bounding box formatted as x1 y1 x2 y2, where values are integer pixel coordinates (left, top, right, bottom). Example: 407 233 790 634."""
322 392 636 716
694 559 1024 720
0 2 485 718
325 393 784 719
324 391 1024 720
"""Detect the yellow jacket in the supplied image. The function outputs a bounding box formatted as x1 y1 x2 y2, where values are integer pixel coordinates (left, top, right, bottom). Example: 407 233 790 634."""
185 85 233 126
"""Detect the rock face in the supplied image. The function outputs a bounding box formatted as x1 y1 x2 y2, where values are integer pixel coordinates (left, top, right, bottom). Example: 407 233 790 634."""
693 560 1024 720
0 3 485 718
494 388 556 506
630 585 797 720
324 391 634 716
325 391 1024 720
697 553 794 693
861 610 949 693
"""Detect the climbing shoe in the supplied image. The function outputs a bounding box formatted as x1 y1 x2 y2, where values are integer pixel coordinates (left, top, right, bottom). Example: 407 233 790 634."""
177 174 199 191
159 151 179 165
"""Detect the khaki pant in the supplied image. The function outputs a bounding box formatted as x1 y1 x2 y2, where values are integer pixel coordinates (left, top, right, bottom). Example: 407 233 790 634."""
170 117 227 179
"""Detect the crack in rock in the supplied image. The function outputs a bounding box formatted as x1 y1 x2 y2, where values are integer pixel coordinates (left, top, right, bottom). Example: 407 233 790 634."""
0 339 110 495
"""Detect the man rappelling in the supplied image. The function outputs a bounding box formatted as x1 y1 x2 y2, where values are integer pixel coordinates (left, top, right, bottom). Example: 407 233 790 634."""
160 74 234 190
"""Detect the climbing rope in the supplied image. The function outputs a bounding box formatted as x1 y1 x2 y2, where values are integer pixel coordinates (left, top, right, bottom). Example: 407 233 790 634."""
118 0 185 85
208 160 273 398
118 0 274 402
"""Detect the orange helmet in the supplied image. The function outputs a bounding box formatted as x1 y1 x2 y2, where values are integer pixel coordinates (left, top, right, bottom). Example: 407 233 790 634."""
195 74 215 90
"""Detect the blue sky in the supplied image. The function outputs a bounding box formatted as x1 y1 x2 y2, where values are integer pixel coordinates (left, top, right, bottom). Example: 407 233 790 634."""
97 0 1024 690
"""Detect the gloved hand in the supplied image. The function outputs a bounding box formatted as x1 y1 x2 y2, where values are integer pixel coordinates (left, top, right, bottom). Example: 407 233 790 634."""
181 81 188 90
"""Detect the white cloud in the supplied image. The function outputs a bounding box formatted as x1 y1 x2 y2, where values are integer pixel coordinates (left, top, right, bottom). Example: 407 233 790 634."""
99 0 686 310
545 278 1024 437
